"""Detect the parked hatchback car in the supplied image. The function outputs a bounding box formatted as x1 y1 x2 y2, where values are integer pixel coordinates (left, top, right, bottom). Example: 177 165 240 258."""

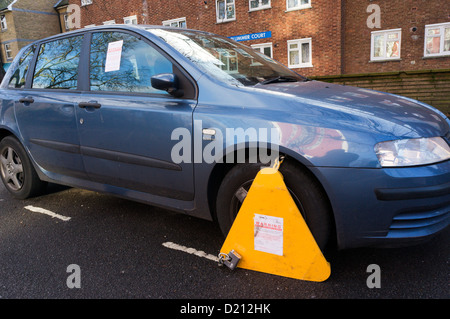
1 25 449 251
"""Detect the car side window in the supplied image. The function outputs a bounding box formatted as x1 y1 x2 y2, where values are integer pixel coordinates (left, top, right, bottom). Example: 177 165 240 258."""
32 35 83 90
90 31 173 94
7 46 35 89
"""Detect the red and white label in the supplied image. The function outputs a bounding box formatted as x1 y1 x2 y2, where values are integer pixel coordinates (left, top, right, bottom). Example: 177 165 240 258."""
254 214 283 256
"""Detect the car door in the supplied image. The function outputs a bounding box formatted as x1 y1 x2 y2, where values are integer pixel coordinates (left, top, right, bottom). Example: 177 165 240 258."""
76 30 196 201
14 35 88 179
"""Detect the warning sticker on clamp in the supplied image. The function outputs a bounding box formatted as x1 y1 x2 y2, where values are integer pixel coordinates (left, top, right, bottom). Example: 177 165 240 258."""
254 214 283 256
105 40 123 73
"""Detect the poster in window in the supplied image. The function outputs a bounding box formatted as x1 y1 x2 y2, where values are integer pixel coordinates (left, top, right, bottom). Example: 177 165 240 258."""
105 40 124 73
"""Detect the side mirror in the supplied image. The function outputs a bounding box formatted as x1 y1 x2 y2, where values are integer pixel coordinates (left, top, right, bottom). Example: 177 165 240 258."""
151 73 183 97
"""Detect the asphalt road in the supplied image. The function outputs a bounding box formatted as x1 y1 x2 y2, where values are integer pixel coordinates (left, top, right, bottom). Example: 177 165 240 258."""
0 183 448 303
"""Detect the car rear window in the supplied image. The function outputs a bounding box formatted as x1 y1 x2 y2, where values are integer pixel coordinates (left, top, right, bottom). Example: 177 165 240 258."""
7 46 35 89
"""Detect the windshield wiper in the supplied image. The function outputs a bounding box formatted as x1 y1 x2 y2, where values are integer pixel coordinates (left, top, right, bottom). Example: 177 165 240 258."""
260 76 299 85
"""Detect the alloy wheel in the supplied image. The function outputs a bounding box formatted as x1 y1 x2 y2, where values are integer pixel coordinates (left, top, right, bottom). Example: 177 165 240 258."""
0 146 24 191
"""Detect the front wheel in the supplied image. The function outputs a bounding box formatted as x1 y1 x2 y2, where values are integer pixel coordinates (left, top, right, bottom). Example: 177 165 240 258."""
0 136 47 199
215 159 334 252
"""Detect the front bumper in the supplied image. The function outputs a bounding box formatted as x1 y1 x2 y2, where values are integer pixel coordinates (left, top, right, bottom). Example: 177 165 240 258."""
312 160 450 250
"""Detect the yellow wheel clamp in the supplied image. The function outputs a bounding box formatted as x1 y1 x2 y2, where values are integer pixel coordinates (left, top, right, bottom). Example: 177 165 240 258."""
218 158 331 282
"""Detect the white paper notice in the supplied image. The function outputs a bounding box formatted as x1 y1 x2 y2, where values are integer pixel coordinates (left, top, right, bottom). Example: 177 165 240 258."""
254 214 283 256
104 40 123 72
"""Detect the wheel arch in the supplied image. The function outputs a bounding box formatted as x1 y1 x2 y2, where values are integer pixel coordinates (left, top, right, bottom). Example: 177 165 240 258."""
0 127 49 182
0 127 15 142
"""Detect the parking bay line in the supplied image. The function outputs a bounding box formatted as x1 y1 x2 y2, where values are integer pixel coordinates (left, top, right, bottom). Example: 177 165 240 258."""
24 205 71 222
162 241 219 262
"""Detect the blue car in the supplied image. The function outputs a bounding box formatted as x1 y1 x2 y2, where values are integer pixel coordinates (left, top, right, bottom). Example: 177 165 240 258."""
1 25 449 251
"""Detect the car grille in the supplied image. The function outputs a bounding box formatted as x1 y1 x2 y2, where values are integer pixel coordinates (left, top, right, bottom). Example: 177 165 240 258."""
388 201 450 238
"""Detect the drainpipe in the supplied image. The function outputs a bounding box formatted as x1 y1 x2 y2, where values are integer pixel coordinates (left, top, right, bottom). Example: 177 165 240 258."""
0 40 5 82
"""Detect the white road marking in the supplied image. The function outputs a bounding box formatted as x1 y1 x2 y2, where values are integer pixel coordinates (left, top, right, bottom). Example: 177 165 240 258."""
162 241 219 262
24 205 71 222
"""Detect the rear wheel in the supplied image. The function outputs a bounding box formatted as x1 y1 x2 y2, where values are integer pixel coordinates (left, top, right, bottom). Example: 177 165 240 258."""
0 136 47 199
215 158 334 251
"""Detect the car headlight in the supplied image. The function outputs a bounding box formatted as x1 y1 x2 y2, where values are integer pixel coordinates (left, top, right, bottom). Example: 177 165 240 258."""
375 137 450 167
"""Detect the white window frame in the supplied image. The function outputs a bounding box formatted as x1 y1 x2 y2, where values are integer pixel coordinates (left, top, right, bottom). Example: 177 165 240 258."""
63 14 70 30
286 0 311 12
249 0 271 12
81 0 93 6
123 15 138 25
287 38 313 68
216 0 236 23
4 43 12 60
162 17 187 28
1 15 7 31
218 50 239 74
370 28 401 61
103 20 116 25
424 22 450 57
251 42 273 58
84 24 96 28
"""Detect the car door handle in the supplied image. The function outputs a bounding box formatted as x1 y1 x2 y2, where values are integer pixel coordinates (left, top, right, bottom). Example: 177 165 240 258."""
78 102 101 109
18 97 34 104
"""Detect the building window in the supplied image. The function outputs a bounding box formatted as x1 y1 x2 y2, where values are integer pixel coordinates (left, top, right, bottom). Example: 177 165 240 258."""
287 38 312 68
251 42 273 58
123 15 138 25
424 22 450 57
286 0 311 12
1 15 7 31
4 44 12 60
216 0 236 23
103 20 116 25
162 17 187 28
249 0 271 11
371 29 401 61
63 14 70 30
219 50 238 74
81 0 93 6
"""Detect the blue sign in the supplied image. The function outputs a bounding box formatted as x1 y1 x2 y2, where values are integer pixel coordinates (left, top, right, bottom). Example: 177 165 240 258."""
229 31 272 42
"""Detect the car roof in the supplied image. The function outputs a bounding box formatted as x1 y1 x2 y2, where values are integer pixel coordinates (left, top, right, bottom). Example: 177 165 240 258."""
29 24 213 45
11 24 210 84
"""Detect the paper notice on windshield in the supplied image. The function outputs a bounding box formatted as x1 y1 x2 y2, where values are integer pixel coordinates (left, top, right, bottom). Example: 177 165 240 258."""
254 214 283 256
105 40 123 72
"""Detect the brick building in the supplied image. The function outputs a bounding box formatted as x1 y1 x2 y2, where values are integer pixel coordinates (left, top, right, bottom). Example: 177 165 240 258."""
328 0 450 114
64 0 344 78
58 1 450 114
0 0 61 73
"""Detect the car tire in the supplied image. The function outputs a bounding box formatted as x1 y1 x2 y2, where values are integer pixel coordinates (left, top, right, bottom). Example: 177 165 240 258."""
215 158 334 252
0 136 47 199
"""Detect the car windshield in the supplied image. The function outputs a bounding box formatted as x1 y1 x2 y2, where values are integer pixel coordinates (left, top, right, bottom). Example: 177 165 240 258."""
146 28 305 86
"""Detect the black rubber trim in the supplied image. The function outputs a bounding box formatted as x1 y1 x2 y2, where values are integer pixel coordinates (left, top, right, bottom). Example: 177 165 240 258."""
30 138 80 154
81 146 182 171
375 181 450 201
30 138 181 171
